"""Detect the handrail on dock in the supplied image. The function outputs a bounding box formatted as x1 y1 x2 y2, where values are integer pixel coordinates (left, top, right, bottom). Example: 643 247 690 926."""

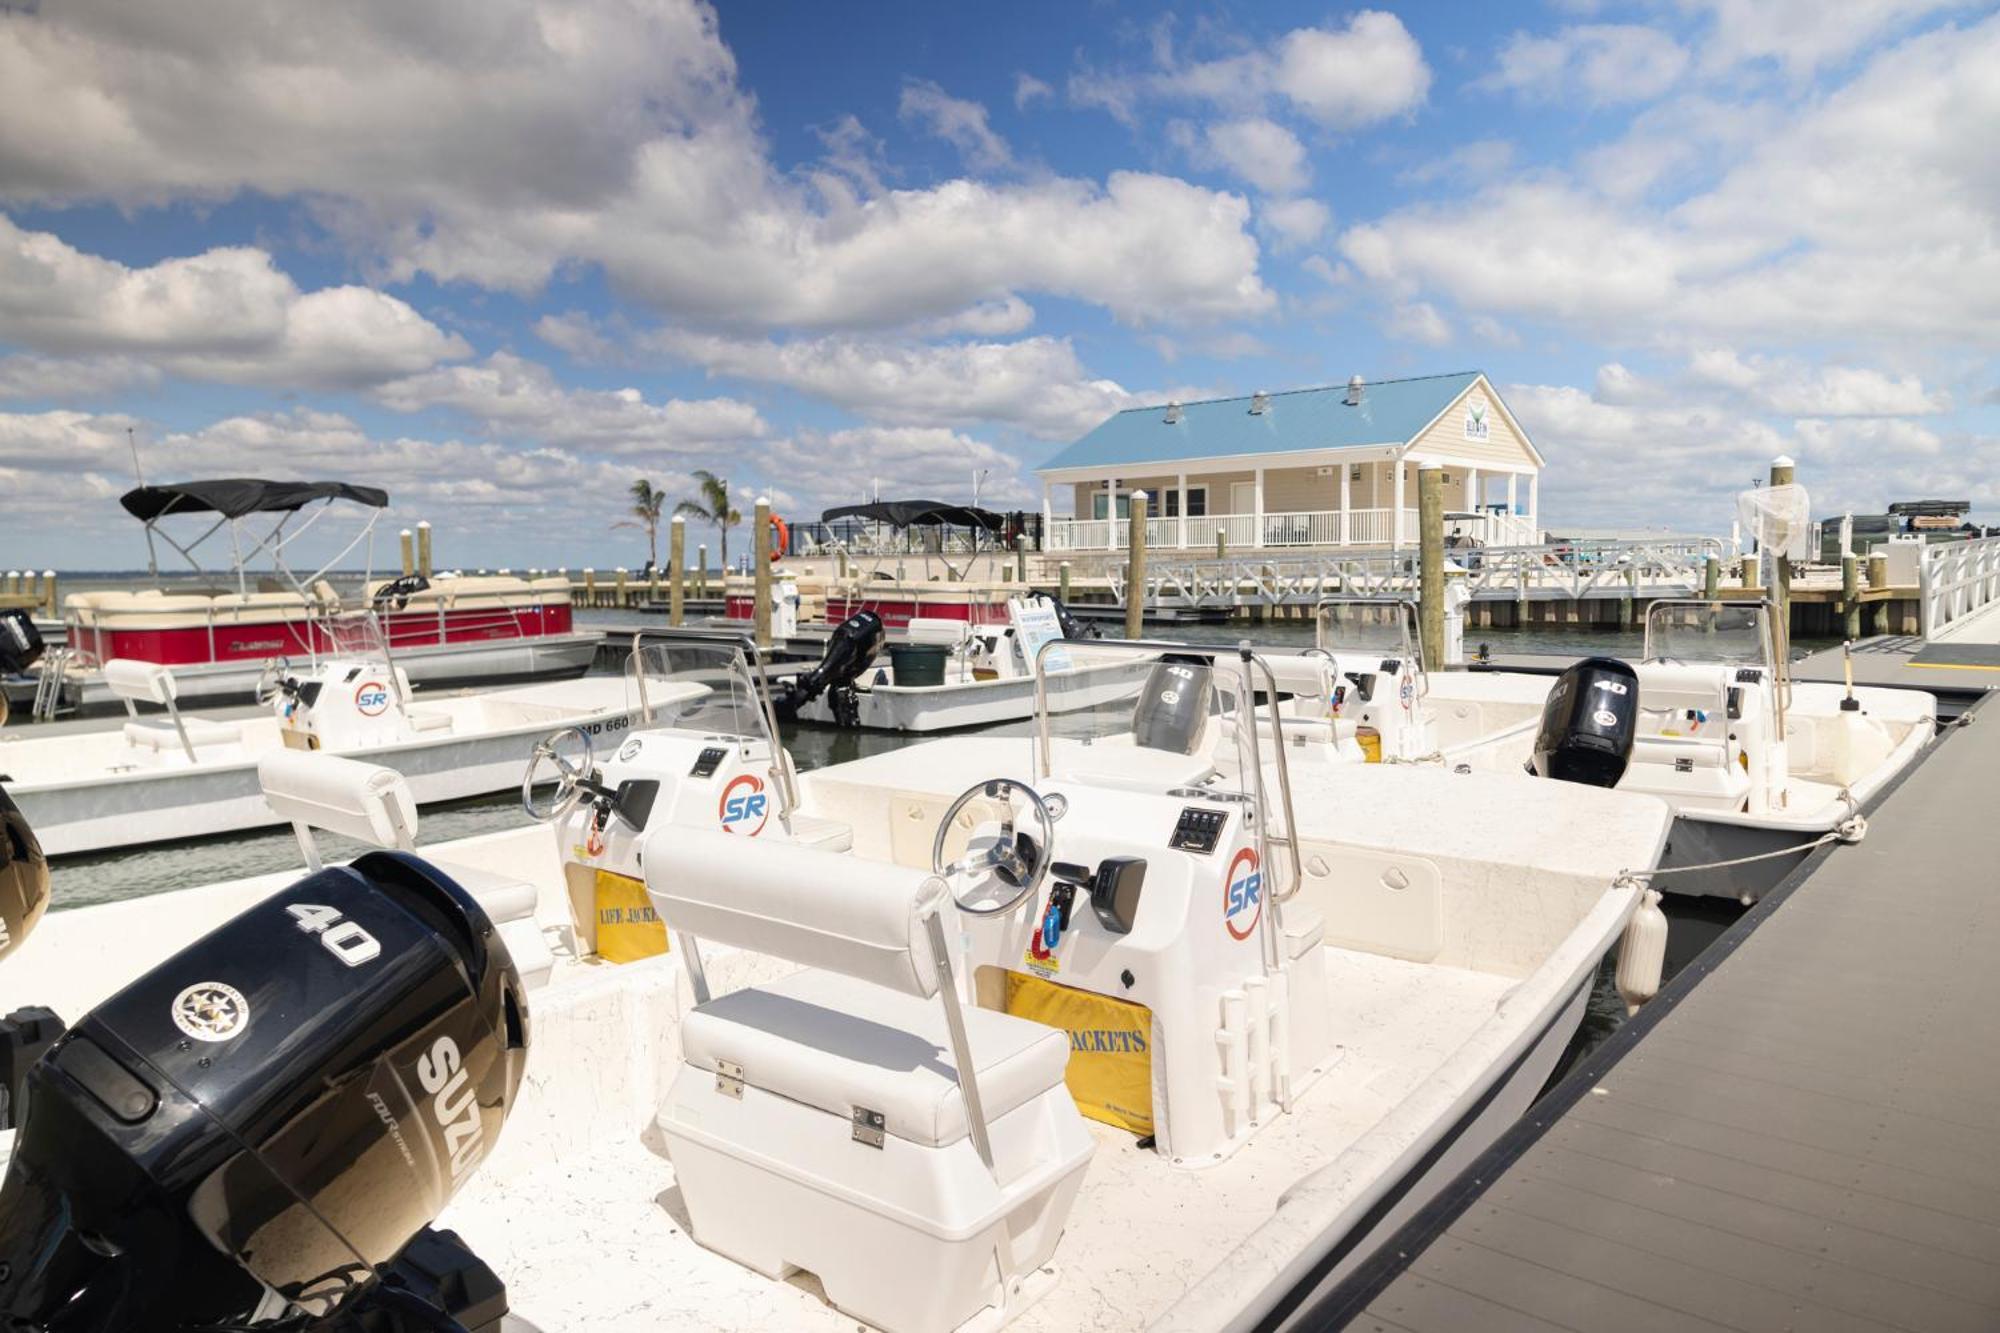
1917 532 2000 638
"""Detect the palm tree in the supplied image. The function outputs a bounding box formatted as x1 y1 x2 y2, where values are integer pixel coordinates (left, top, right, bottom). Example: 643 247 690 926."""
615 478 668 569
675 469 740 570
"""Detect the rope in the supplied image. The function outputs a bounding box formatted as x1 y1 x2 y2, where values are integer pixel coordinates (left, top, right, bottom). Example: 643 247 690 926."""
1614 788 1866 888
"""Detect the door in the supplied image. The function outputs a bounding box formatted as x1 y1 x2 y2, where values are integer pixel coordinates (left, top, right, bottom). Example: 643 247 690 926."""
1230 482 1255 544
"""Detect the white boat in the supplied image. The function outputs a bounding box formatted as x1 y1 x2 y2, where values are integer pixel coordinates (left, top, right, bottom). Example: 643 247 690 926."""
0 630 1674 1330
16 478 600 716
782 598 1144 732
1 630 665 857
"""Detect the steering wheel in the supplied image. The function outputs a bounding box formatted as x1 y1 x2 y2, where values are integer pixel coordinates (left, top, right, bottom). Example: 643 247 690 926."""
931 779 1055 915
253 658 290 706
521 726 595 822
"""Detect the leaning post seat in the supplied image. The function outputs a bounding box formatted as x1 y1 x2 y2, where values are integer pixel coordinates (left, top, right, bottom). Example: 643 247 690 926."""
643 827 1093 1333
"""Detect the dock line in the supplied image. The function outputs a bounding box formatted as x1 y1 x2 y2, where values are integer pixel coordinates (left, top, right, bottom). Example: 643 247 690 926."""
1611 789 1866 889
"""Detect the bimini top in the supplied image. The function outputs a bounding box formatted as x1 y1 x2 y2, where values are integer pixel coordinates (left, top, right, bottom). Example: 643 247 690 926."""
819 500 1008 530
1038 371 1485 473
120 479 392 523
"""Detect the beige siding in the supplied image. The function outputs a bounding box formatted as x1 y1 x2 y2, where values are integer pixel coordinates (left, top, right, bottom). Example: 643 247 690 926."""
1062 457 1485 515
1408 381 1538 471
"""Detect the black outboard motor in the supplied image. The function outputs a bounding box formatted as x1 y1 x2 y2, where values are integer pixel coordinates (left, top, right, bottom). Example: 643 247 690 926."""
1036 593 1099 641
0 785 50 968
372 573 431 613
0 850 528 1330
1133 655 1214 754
773 609 886 726
1529 656 1640 787
0 610 43 676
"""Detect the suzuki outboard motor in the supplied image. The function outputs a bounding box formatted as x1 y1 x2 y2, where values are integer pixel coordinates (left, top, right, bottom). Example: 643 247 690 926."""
772 609 885 724
0 850 528 1330
1037 594 1099 642
1133 655 1214 755
0 609 43 676
0 785 50 966
1530 656 1639 788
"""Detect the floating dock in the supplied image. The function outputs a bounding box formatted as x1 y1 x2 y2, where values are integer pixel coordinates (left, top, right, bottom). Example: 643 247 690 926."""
1302 690 1999 1333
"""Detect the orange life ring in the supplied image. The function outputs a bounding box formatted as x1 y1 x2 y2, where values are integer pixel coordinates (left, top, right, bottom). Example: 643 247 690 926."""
768 513 789 562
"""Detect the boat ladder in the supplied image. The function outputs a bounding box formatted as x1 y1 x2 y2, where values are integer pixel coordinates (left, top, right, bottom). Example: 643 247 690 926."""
31 648 73 721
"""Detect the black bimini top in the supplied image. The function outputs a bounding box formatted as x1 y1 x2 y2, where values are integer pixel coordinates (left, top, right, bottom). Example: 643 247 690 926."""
120 479 391 522
819 499 1008 530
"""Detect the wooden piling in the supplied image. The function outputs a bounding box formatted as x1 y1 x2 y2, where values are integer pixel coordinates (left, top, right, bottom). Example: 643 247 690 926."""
668 516 686 627
399 529 415 577
1767 456 1794 643
1014 534 1028 584
1059 561 1071 604
40 570 57 618
1215 533 1225 560
753 496 773 650
697 546 708 600
583 568 596 606
1741 553 1759 590
615 568 629 607
1703 554 1719 599
416 521 433 579
1868 552 1890 635
1125 491 1148 640
1620 566 1637 628
1842 555 1861 638
1418 464 1444 671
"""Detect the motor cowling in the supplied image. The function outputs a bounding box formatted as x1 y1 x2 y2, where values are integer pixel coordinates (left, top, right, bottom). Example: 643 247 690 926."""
773 610 885 719
0 785 50 965
1133 656 1214 755
0 850 528 1329
1530 656 1639 788
0 610 43 676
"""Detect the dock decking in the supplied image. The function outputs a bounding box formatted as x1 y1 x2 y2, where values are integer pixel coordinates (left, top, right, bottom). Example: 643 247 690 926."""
1301 690 2000 1333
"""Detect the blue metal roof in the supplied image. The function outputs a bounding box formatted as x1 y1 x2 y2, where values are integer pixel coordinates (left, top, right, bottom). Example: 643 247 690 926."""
1038 371 1483 473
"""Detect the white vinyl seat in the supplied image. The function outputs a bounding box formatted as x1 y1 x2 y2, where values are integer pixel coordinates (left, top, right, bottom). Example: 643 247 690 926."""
122 716 244 751
682 969 1068 1148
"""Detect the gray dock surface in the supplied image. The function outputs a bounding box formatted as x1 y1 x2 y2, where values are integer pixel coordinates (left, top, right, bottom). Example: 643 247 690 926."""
1312 693 1999 1333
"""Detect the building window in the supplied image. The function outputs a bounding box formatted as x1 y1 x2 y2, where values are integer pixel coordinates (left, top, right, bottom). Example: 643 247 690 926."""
1161 487 1207 518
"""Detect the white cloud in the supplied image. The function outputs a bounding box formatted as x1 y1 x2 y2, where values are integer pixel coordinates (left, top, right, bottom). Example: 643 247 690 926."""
1071 11 1430 131
1338 13 2000 346
1682 0 1963 76
899 81 1013 172
1685 347 1947 416
1386 301 1452 347
1014 73 1055 110
1397 138 1515 186
0 216 467 387
1261 197 1331 249
0 2 1271 332
1478 25 1689 105
651 328 1136 440
374 351 767 454
0 353 159 400
761 425 1034 512
1185 117 1311 195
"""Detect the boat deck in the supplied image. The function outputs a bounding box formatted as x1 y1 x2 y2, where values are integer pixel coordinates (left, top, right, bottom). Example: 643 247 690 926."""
1309 691 2000 1333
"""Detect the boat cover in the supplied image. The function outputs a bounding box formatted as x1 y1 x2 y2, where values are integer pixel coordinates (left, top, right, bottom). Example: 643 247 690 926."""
819 499 1008 530
121 479 391 522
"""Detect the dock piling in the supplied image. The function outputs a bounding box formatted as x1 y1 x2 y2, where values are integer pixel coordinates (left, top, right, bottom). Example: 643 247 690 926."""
1418 464 1444 672
696 546 708 600
1868 552 1890 635
753 496 773 650
1841 554 1861 639
1703 554 1719 599
668 515 686 627
1215 533 1226 560
416 520 433 579
1014 534 1028 584
1742 552 1759 590
614 568 628 607
1768 456 1794 649
40 570 57 618
399 528 415 577
1059 561 1071 604
1126 491 1149 640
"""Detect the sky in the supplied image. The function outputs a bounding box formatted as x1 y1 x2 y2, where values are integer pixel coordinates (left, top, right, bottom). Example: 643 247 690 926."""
0 0 1995 571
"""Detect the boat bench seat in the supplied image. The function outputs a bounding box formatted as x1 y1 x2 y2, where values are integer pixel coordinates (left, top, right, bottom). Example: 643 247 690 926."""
683 968 1069 1148
123 716 244 751
427 859 552 990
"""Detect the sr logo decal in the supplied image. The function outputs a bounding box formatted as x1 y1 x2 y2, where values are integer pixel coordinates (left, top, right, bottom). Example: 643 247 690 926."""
718 773 769 836
1224 847 1262 941
355 680 391 717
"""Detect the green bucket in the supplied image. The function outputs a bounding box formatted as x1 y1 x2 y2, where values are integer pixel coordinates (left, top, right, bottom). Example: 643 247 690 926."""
887 643 949 687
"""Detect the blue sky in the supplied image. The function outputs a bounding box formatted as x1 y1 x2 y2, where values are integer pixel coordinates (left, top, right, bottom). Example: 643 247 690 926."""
0 0 1994 570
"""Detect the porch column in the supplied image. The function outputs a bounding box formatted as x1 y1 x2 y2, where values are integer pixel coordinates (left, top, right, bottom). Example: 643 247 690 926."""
1527 473 1540 540
1041 480 1053 548
1466 466 1480 516
1507 472 1518 515
1176 472 1187 550
1338 458 1351 547
1105 477 1118 549
1253 467 1265 549
1392 460 1407 547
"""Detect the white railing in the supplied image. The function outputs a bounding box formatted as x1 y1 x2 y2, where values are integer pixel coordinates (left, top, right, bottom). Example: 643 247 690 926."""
1044 508 1425 551
1918 534 2000 639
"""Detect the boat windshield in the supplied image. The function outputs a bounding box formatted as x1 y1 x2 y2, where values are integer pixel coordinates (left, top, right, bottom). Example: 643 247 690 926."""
624 629 797 823
1642 600 1777 668
1315 598 1422 663
1032 639 1300 912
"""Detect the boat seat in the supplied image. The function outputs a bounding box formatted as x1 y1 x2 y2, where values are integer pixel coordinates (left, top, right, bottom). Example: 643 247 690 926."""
123 716 244 751
428 859 553 991
684 968 1068 1148
404 707 454 734
781 812 853 852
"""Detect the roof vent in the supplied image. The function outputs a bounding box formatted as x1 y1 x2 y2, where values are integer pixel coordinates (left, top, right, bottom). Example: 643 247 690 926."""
1344 375 1365 407
1163 401 1183 424
1249 390 1270 415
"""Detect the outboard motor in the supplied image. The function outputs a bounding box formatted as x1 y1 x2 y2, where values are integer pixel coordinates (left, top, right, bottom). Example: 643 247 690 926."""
772 609 886 726
0 850 528 1330
1036 593 1099 641
0 610 43 676
371 573 431 613
1133 655 1214 755
1530 656 1639 787
0 785 50 967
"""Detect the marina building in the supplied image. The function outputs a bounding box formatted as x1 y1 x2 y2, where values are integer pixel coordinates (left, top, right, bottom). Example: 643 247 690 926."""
1037 371 1544 552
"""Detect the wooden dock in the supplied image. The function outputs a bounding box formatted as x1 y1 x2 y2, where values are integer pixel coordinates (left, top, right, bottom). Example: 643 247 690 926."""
1294 690 2000 1333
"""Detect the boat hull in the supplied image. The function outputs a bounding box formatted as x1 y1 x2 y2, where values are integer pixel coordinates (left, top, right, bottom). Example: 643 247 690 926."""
791 664 1144 732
